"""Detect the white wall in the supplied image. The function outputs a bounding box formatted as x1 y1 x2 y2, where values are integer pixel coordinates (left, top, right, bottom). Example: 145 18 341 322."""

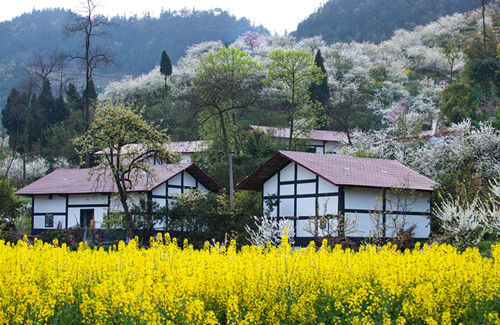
33 195 66 214
33 195 67 230
344 187 384 210
33 194 110 230
324 142 340 154
32 170 214 231
343 187 431 239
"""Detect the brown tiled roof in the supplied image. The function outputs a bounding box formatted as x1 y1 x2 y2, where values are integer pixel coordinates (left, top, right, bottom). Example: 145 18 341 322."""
16 163 221 196
248 125 348 143
236 150 438 191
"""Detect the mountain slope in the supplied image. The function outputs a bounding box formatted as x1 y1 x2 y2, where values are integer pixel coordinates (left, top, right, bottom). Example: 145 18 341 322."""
0 8 268 106
293 0 478 43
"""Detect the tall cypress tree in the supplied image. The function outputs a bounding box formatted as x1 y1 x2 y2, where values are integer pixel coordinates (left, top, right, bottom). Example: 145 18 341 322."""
54 95 69 123
160 50 173 89
309 50 330 108
2 89 28 153
66 83 84 111
82 79 98 104
37 79 56 127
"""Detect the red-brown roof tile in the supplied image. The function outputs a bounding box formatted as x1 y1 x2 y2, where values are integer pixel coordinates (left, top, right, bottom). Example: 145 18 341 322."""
16 163 221 195
248 125 348 143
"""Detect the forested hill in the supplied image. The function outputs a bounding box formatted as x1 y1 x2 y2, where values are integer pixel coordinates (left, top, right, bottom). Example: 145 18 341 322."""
0 8 267 106
293 0 478 43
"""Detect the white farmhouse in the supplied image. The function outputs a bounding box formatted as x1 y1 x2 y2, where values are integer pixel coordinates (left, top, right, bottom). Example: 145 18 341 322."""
248 125 348 154
95 140 210 164
236 151 438 246
15 163 220 234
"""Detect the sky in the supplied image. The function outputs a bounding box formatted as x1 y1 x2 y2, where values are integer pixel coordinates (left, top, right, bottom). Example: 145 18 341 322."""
0 0 327 34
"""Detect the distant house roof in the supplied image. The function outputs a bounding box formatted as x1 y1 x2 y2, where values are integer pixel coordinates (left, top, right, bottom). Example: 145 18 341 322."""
16 163 221 196
166 140 210 154
95 140 210 156
248 125 348 143
236 150 438 192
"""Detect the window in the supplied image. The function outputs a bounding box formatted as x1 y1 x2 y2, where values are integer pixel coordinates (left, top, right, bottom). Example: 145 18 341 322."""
45 214 54 228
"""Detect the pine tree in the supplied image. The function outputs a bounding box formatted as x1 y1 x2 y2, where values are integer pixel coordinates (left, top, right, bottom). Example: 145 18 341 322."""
82 79 98 104
66 83 84 111
309 50 330 108
54 95 69 123
160 50 173 89
38 79 59 126
2 89 28 152
36 79 56 130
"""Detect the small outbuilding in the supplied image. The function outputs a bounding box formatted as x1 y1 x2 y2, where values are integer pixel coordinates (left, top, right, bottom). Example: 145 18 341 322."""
15 163 220 234
248 125 348 154
236 151 438 246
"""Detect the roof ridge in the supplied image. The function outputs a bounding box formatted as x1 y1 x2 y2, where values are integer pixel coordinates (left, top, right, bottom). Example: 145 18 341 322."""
278 150 401 163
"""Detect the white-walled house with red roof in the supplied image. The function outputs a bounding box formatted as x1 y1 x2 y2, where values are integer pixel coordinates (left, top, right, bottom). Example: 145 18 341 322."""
248 125 348 154
15 163 220 234
236 150 438 246
95 140 210 164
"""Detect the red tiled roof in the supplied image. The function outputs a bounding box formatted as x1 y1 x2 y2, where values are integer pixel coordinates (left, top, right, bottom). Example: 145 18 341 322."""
16 163 221 196
236 150 438 191
248 125 348 143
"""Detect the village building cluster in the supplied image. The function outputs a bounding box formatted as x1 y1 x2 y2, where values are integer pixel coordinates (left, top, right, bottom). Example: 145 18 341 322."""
16 125 438 245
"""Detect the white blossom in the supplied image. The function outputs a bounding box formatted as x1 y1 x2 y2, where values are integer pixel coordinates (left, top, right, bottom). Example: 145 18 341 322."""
245 215 295 247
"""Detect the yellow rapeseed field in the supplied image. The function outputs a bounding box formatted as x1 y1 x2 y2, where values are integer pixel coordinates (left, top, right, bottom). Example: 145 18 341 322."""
0 234 498 324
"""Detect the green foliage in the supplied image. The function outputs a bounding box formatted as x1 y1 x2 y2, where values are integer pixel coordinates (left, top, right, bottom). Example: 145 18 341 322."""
440 83 475 123
1 89 29 154
265 49 324 145
165 190 260 246
66 83 84 111
74 103 179 238
160 51 172 78
440 26 499 127
463 28 499 62
192 46 262 192
0 178 21 222
309 50 330 127
82 79 97 102
293 0 477 43
0 8 268 107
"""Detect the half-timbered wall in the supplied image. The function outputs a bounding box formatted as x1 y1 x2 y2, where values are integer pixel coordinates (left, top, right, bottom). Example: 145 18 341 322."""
151 170 207 209
262 162 339 245
32 170 210 232
32 195 67 230
262 162 432 246
307 140 340 155
32 194 110 231
67 194 109 229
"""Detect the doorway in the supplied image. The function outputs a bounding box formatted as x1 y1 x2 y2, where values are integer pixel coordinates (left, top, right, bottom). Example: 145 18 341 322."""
80 209 94 228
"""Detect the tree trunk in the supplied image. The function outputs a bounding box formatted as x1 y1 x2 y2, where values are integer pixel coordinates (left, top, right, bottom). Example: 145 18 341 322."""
117 183 134 241
289 79 295 147
346 129 352 146
218 111 234 209
23 92 32 182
